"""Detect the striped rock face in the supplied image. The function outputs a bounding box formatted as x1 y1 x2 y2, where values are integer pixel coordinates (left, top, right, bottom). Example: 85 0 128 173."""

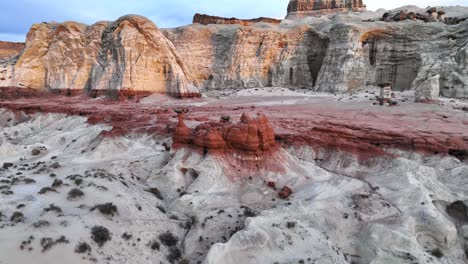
286 0 366 18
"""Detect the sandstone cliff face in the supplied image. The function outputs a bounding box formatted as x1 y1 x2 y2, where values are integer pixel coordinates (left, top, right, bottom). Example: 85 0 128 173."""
286 0 366 19
0 41 24 61
193 14 281 26
3 5 468 99
91 15 198 96
7 15 199 97
164 24 329 91
164 16 468 98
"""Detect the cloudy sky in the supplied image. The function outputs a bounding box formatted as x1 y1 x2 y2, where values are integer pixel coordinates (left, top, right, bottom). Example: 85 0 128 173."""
0 0 466 42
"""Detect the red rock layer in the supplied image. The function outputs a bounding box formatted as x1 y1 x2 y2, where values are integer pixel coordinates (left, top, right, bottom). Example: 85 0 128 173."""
1 88 467 164
174 112 276 155
193 13 281 26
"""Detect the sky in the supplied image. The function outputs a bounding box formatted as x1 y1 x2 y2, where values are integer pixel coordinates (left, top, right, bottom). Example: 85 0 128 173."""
0 0 466 42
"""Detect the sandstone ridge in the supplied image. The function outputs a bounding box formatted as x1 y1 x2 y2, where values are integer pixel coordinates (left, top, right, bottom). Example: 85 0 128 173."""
193 13 281 26
1 15 199 97
286 0 367 19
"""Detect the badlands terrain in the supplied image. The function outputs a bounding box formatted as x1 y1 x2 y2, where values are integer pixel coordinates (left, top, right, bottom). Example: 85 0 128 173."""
1 0 468 264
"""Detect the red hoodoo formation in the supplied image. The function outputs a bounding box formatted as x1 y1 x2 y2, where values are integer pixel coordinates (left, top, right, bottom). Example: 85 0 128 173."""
193 13 281 26
173 112 276 158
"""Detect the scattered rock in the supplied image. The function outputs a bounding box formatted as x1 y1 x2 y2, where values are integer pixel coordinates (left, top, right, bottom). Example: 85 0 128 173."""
31 149 41 156
279 186 293 199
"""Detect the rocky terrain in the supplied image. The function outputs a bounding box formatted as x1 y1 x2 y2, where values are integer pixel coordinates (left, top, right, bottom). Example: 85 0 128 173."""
0 88 467 264
1 1 468 98
1 0 468 264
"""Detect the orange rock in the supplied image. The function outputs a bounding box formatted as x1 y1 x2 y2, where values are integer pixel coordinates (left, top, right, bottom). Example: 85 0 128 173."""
172 112 276 156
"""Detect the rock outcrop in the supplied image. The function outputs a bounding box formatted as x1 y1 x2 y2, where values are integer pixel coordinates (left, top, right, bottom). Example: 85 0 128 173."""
173 112 276 159
163 25 329 91
415 74 440 102
193 14 281 26
286 0 366 19
0 41 24 61
2 2 468 99
6 15 199 97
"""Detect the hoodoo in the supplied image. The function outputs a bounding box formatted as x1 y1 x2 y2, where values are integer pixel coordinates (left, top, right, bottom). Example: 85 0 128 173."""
286 0 367 18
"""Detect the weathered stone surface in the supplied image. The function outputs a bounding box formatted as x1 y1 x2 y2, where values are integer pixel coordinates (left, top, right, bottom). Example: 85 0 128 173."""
193 14 281 26
415 74 440 102
2 4 468 99
91 15 199 97
286 0 366 19
6 15 199 97
164 24 329 91
0 41 24 61
173 112 276 156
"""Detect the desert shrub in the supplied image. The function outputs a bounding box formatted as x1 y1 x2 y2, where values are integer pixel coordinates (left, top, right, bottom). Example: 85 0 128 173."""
91 203 118 217
43 204 62 213
167 246 182 263
149 240 160 251
38 187 58 195
159 232 178 247
75 242 91 253
33 220 50 228
10 211 24 223
431 248 444 258
40 238 54 252
91 226 111 247
122 232 132 240
68 188 84 200
31 149 41 156
51 179 63 188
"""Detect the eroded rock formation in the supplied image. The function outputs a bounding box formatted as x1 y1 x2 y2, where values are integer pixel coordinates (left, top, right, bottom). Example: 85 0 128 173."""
173 112 276 160
0 41 24 61
4 15 199 97
193 14 281 26
286 0 366 19
1 2 468 98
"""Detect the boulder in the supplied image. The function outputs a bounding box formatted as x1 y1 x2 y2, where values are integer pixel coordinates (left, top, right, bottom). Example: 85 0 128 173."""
415 75 440 102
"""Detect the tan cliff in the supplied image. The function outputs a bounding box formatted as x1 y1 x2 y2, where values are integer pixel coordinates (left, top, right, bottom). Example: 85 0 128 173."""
3 15 199 97
286 0 367 19
0 41 24 61
1 1 468 98
193 13 281 26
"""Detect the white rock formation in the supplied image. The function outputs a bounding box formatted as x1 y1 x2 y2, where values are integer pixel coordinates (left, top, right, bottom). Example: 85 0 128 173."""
415 74 440 101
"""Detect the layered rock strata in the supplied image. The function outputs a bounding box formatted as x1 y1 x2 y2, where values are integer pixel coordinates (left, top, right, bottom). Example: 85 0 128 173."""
286 0 366 19
193 14 281 26
173 112 276 159
2 3 468 99
3 15 199 97
0 41 24 61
